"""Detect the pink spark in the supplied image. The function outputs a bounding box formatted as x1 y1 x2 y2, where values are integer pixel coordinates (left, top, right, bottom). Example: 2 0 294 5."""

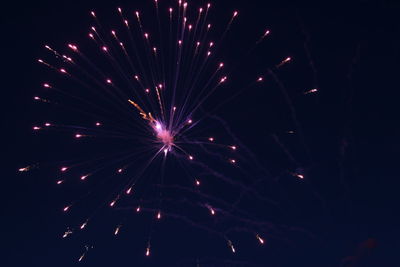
114 226 120 235
106 79 112 84
126 187 132 194
208 137 214 142
61 167 68 172
43 83 51 88
63 205 70 212
56 180 64 185
304 88 318 94
68 44 78 51
256 234 265 244
210 207 215 215
80 222 87 229
33 126 41 130
95 122 101 126
157 211 161 219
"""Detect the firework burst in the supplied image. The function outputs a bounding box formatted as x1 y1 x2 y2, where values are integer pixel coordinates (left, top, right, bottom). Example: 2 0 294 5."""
29 0 298 261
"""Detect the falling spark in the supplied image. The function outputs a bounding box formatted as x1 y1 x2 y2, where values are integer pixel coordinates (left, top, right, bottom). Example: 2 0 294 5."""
228 240 236 253
304 88 318 94
277 56 292 67
78 245 92 262
62 228 73 238
114 225 121 235
256 234 265 244
207 205 215 215
80 221 87 230
18 167 29 172
63 205 71 212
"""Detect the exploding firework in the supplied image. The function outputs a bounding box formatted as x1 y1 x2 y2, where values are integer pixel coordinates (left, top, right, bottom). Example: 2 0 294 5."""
28 0 305 262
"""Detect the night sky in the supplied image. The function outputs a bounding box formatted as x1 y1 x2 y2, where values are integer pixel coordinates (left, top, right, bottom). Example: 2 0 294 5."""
3 0 400 266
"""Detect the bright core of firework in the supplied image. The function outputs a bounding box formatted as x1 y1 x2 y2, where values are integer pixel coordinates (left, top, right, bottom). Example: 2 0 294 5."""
153 121 174 152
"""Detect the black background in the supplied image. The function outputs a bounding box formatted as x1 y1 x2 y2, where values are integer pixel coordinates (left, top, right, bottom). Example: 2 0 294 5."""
3 0 400 266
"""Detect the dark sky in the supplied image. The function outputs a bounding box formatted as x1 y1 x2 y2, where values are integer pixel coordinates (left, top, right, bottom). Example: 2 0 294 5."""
3 0 400 266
